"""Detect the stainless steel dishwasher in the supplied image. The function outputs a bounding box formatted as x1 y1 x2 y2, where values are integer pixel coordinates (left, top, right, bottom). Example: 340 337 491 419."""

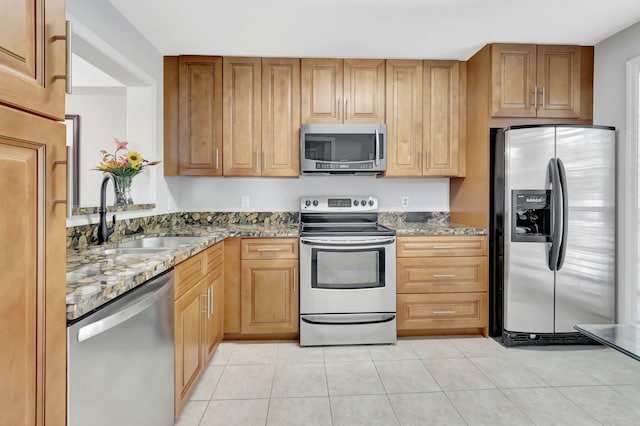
67 270 174 426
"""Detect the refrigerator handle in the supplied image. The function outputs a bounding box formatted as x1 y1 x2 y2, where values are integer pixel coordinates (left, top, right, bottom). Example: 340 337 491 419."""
548 158 562 271
556 158 569 270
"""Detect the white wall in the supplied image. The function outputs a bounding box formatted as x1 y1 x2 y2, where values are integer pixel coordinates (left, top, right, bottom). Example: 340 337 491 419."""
594 20 640 323
168 176 449 212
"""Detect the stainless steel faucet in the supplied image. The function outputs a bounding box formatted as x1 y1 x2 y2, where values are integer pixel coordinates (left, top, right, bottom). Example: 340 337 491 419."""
97 173 120 244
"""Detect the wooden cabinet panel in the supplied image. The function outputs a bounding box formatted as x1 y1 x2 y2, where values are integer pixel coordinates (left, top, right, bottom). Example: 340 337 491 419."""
344 59 385 123
175 251 208 300
224 238 242 334
203 265 223 363
491 44 537 118
206 241 224 272
223 57 262 176
301 58 343 123
241 238 299 260
397 257 488 294
0 106 66 425
423 61 460 176
397 235 488 258
397 293 487 330
241 259 298 334
385 60 423 176
262 58 300 177
178 56 223 175
0 0 65 120
536 45 581 118
174 280 205 416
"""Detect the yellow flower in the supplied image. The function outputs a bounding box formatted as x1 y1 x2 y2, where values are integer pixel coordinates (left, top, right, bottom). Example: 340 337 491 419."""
125 151 143 168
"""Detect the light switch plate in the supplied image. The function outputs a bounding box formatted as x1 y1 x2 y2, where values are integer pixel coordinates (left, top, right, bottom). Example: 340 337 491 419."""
241 195 250 207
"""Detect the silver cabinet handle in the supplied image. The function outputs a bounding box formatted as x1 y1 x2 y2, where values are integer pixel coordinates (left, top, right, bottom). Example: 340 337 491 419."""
533 85 538 108
256 247 283 252
337 98 341 119
202 291 209 316
345 98 348 119
425 151 429 169
209 287 213 317
53 20 72 94
433 310 456 315
432 274 456 278
432 245 456 249
542 87 545 108
215 148 219 169
374 129 380 166
262 150 266 169
255 151 259 169
293 267 297 293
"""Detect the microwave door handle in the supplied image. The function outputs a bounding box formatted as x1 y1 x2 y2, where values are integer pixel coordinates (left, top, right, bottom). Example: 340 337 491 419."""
374 129 380 166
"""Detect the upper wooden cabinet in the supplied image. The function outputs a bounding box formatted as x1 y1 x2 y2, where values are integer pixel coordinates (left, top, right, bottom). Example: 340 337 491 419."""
490 44 593 119
223 57 300 177
301 58 385 124
0 0 66 120
177 56 223 176
385 60 465 177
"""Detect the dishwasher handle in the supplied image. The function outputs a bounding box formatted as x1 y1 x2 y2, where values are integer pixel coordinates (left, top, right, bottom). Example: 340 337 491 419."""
77 272 173 343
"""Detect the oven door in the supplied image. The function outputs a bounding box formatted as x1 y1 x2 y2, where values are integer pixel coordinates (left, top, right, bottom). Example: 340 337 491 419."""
299 236 396 314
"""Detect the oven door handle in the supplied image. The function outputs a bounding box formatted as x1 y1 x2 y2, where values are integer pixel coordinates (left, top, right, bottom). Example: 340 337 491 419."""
301 313 396 325
300 237 396 247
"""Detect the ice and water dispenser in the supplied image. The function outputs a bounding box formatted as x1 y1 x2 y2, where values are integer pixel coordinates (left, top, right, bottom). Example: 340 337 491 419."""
511 190 552 242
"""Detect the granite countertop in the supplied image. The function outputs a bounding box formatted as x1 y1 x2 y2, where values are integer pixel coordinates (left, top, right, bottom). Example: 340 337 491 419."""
66 221 484 321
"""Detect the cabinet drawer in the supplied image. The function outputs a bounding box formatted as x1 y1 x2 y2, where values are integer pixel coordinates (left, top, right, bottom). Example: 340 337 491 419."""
397 293 487 330
241 238 298 260
206 241 224 273
175 251 207 300
397 235 487 257
397 257 487 293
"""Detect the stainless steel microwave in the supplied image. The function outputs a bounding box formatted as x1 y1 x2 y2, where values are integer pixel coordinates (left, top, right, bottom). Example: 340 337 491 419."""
300 124 387 175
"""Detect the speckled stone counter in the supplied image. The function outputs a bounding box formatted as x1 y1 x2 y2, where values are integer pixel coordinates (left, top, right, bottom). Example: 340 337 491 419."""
387 222 488 236
66 223 299 321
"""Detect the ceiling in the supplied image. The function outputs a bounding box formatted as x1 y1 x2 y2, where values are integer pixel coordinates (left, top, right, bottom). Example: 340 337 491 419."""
107 0 640 60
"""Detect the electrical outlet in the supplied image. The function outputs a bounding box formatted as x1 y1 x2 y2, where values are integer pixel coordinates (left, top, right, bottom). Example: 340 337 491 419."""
241 195 250 207
401 196 409 208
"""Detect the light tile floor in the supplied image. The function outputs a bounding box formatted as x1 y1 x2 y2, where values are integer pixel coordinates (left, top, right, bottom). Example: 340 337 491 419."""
175 337 640 425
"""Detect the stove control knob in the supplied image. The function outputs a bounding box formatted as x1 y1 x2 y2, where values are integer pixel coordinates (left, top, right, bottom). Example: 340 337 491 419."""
305 200 311 207
353 200 359 206
368 200 374 206
312 199 319 206
361 200 367 206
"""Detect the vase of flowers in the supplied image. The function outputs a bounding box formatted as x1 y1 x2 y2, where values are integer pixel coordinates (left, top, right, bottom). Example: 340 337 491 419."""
95 138 160 205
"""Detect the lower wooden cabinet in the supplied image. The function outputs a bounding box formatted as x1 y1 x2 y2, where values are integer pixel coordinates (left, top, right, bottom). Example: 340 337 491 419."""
224 237 299 338
396 235 488 336
174 242 224 419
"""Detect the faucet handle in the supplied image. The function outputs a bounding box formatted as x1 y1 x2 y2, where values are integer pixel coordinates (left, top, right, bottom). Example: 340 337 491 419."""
108 214 116 237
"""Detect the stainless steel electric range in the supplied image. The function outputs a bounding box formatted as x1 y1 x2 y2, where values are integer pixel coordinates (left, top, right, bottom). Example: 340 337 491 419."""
299 196 397 346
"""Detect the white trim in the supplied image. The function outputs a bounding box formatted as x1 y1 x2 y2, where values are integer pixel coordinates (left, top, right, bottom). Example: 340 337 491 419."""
622 56 640 324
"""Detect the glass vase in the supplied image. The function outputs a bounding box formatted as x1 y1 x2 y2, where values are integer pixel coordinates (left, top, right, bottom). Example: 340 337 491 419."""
114 175 134 205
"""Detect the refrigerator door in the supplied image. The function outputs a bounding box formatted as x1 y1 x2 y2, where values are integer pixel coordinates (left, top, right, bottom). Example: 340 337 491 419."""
504 126 556 334
554 127 616 332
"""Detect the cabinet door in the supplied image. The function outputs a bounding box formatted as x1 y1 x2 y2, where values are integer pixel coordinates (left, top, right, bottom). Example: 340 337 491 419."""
423 61 460 176
385 60 423 176
262 58 300 177
0 106 66 425
301 58 343 123
174 280 205 415
223 57 262 176
536 45 581 118
344 59 385 123
0 0 65 120
202 265 223 363
490 44 537 118
178 56 223 175
241 259 298 334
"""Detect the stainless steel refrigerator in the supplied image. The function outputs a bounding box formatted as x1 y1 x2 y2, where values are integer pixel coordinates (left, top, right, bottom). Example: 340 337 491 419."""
490 125 616 346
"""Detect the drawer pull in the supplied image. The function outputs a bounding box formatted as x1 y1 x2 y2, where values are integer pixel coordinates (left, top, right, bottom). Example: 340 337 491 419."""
432 245 456 249
432 274 455 278
432 310 456 315
256 247 282 252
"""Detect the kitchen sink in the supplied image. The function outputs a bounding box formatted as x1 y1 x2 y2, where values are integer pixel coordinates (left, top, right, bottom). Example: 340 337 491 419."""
118 236 206 249
101 247 173 256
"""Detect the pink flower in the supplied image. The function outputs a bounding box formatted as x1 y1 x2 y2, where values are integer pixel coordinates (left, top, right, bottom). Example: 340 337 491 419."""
118 156 128 166
114 137 129 152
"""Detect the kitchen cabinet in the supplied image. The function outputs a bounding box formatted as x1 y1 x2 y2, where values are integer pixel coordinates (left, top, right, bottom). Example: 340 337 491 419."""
385 60 466 177
224 238 299 338
301 58 385 124
223 57 300 177
396 235 488 336
0 0 67 424
490 44 593 119
174 242 224 419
